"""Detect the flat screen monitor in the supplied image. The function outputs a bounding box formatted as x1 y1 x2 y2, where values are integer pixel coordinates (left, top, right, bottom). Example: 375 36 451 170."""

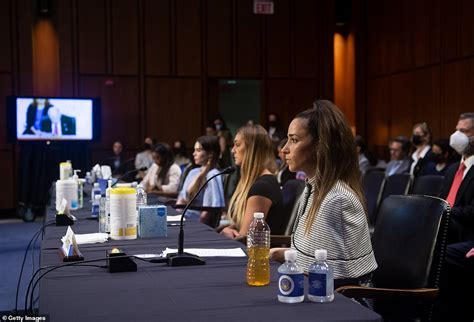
6 96 101 142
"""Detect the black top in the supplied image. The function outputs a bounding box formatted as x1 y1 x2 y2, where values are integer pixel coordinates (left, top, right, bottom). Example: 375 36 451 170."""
248 174 285 234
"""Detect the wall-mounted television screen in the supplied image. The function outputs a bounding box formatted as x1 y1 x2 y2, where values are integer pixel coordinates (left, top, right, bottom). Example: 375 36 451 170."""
6 96 101 142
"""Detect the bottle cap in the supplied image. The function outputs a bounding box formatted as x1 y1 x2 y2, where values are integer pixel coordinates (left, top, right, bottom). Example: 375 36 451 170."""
93 183 99 187
107 179 112 188
314 249 327 261
284 249 297 261
94 194 101 200
253 212 264 219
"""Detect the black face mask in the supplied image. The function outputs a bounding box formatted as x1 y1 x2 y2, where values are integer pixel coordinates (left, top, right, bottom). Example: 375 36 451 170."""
433 153 445 163
412 134 423 146
143 143 152 150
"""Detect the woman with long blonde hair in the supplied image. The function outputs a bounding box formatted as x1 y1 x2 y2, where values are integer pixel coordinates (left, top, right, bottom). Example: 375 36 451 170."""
221 124 284 238
271 100 377 287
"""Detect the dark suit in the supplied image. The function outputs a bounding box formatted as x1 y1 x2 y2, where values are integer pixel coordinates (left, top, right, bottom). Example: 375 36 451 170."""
23 104 51 134
41 115 76 135
412 149 434 176
439 161 474 243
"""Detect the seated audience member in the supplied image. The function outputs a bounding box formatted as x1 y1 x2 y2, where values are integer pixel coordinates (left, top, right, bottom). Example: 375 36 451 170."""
217 133 233 169
135 137 155 179
176 136 225 222
221 125 284 238
410 122 433 176
439 113 474 244
213 115 233 147
266 112 286 154
103 141 127 175
421 138 458 176
205 123 217 137
355 135 378 176
385 136 411 176
270 100 377 286
173 140 191 169
142 143 182 198
276 138 296 187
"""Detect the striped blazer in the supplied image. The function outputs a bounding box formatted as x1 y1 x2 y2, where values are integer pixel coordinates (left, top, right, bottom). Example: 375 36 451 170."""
291 179 378 279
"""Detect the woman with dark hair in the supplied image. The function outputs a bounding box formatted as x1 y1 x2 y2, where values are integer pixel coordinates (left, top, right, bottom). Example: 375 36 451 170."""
221 124 284 238
142 143 182 197
176 136 225 222
421 138 459 176
270 100 377 287
23 98 52 134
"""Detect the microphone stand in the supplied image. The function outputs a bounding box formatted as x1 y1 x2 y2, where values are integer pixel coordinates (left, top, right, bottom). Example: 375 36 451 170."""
167 166 235 267
111 167 147 187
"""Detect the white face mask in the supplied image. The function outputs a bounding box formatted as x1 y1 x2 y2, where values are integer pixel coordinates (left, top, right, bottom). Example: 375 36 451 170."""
450 130 469 155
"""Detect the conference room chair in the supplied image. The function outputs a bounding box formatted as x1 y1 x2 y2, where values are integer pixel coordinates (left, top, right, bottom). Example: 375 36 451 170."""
410 175 445 197
362 170 386 226
336 195 451 321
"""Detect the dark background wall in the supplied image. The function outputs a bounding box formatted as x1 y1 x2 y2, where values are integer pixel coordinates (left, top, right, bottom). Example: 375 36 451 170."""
0 0 334 211
359 0 474 157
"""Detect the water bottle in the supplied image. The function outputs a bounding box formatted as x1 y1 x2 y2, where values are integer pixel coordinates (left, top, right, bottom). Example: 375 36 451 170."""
278 249 304 303
85 171 92 185
136 184 147 210
91 194 101 218
99 197 108 233
104 180 113 233
91 182 101 201
246 212 270 286
77 179 85 209
308 249 334 303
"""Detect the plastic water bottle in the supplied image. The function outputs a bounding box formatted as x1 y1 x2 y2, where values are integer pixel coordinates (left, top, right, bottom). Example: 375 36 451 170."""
308 249 334 303
85 171 92 185
91 194 101 218
91 183 101 206
136 184 147 210
247 212 270 286
278 249 304 303
77 179 85 209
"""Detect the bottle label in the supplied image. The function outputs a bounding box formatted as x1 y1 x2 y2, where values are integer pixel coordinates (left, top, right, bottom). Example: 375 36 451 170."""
278 273 304 297
309 272 327 296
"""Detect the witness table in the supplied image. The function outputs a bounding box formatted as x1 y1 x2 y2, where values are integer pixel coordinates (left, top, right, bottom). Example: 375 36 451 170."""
38 205 381 321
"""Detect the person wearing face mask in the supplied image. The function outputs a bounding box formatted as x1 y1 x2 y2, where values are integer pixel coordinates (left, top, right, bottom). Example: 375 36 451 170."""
421 138 458 176
439 113 474 244
410 122 434 176
135 137 155 179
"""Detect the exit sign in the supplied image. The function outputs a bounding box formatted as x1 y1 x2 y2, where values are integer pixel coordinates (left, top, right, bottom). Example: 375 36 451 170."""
254 0 274 15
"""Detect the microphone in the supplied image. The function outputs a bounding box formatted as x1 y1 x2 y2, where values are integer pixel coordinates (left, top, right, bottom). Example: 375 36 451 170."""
167 166 236 267
111 167 147 187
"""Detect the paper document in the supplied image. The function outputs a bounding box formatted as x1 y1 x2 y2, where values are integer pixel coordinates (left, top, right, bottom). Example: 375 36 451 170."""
62 232 109 245
162 247 246 257
167 215 185 222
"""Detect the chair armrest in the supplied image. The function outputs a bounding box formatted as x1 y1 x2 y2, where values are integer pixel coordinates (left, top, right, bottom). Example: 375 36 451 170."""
271 235 291 247
336 285 439 299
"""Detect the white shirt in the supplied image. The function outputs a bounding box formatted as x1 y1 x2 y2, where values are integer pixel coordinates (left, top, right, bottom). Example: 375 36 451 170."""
462 155 474 179
410 145 431 175
141 163 182 192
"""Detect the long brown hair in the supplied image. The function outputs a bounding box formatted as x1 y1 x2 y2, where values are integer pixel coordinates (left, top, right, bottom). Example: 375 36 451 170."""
295 100 367 234
187 136 220 201
228 124 276 229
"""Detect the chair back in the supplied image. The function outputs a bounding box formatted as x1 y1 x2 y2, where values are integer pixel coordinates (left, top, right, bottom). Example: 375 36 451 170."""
410 175 444 197
372 195 450 289
380 173 412 201
362 170 385 225
279 179 305 235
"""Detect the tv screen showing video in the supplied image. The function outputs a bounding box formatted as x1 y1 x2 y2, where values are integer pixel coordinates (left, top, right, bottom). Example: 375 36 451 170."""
7 96 100 141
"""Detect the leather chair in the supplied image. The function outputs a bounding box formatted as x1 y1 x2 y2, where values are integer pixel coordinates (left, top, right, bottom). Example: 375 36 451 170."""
410 175 445 197
336 195 450 321
362 170 385 226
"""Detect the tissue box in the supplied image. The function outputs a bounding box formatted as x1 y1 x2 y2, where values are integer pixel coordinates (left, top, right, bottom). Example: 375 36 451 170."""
138 205 167 238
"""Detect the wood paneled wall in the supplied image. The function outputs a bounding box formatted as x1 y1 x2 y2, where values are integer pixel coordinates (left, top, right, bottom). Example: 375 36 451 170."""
0 0 333 210
361 0 474 157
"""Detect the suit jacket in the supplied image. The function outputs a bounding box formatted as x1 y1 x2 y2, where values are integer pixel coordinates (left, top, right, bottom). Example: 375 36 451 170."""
23 104 50 134
385 158 411 176
41 115 76 135
439 161 474 242
412 149 434 177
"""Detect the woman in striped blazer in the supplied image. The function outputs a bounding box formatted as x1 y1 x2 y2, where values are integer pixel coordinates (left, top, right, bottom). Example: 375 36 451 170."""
271 100 377 287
